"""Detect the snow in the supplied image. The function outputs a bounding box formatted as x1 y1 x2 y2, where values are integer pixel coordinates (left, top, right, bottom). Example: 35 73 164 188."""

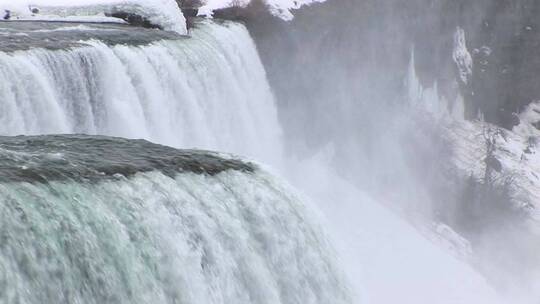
408 48 540 220
264 0 324 20
200 0 324 20
0 0 322 27
424 93 540 222
0 0 187 34
446 117 540 221
405 48 540 300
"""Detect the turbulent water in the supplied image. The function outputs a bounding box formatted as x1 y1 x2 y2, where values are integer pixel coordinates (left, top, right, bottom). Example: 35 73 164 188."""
0 20 353 304
0 20 282 165
0 21 183 52
0 135 350 303
0 11 512 304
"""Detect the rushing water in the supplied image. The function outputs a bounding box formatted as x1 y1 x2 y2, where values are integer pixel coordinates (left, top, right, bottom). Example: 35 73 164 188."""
0 21 183 52
0 14 510 304
0 20 282 165
0 135 351 303
0 20 352 304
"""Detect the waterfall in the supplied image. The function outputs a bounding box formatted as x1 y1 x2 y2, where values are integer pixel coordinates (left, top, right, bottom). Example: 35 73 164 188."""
0 19 350 303
0 13 506 304
0 20 283 165
0 135 351 304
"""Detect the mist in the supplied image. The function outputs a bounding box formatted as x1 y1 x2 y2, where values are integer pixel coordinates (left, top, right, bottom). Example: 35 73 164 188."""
0 0 539 303
235 0 540 302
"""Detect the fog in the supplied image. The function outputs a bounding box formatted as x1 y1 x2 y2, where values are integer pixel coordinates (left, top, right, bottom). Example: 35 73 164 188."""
241 0 540 302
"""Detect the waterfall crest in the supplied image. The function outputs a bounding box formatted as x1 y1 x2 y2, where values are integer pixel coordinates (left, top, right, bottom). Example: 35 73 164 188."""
0 135 350 304
0 20 282 164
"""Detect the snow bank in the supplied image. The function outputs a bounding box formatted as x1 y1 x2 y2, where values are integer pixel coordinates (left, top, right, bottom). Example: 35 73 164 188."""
0 0 187 34
265 0 325 20
200 0 325 20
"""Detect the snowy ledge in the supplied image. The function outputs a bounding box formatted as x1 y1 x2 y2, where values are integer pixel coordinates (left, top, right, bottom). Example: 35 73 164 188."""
0 0 187 34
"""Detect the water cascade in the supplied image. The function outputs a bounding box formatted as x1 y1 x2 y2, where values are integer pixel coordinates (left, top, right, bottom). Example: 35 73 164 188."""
0 21 282 165
0 7 512 303
0 135 350 303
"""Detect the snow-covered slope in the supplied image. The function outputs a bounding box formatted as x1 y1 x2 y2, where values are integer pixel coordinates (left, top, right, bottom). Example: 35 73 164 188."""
0 0 187 34
408 48 540 218
445 119 540 217
407 50 540 300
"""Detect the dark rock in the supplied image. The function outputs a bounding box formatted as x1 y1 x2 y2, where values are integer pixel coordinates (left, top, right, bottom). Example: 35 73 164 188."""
0 135 255 184
105 12 162 29
231 0 540 130
182 8 199 18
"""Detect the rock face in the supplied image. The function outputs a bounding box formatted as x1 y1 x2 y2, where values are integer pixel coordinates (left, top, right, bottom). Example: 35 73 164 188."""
455 1 540 128
106 11 162 29
216 0 540 129
404 0 540 128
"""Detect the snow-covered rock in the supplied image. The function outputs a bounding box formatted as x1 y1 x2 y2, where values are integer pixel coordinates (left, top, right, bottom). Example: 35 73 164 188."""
264 0 325 20
444 118 540 220
0 0 187 34
200 0 325 20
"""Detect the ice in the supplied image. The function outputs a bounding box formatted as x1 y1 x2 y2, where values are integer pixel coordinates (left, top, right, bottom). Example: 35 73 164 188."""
453 27 473 85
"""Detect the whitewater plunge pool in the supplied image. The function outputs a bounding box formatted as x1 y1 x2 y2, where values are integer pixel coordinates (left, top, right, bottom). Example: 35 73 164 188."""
0 21 183 52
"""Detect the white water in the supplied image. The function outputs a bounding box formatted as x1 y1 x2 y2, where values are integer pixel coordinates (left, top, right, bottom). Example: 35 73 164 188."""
0 20 506 303
0 21 282 166
0 169 351 303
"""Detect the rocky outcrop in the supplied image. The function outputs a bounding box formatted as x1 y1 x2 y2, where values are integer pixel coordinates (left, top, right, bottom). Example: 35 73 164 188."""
212 0 540 130
0 135 254 183
106 11 162 29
